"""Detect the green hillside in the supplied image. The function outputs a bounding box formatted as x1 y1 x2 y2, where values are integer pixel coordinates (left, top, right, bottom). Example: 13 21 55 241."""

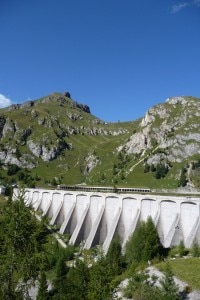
0 93 200 191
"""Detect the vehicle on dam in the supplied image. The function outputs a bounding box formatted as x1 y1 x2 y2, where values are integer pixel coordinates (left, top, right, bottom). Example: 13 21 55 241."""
57 184 151 193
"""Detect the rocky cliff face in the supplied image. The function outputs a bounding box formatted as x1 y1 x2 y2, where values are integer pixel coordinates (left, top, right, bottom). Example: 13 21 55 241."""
121 96 200 167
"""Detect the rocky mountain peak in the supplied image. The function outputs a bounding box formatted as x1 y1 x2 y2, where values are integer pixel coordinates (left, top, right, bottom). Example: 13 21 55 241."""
165 96 188 105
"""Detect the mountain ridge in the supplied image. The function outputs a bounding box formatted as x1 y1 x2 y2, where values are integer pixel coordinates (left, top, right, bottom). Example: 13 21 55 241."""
0 92 200 190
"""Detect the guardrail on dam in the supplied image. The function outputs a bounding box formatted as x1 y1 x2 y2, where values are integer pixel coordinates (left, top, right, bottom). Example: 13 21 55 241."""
13 188 200 252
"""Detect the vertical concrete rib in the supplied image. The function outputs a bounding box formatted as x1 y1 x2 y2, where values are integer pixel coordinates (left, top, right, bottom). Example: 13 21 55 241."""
50 201 63 225
84 205 105 249
163 213 180 248
119 195 141 249
192 203 200 244
157 200 179 248
24 190 32 206
59 202 76 234
180 202 199 247
82 195 103 242
185 216 199 248
57 192 75 231
122 208 140 249
154 201 161 226
140 198 158 222
42 194 53 217
69 204 90 245
184 202 200 248
103 207 122 254
96 195 120 246
48 192 63 220
38 191 52 215
32 191 40 209
35 197 42 210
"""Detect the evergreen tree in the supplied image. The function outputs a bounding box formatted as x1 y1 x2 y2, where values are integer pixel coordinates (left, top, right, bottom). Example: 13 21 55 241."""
0 191 49 297
124 270 162 300
191 239 200 257
144 163 150 173
125 221 146 264
142 216 163 262
179 167 187 187
125 217 163 265
53 256 69 297
154 164 168 179
113 164 118 175
178 240 186 257
37 271 49 300
88 251 112 300
159 263 181 300
7 164 20 176
65 257 90 300
106 234 122 276
150 164 156 172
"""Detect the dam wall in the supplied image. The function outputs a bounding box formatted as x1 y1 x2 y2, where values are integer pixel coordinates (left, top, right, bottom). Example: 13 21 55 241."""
14 188 200 252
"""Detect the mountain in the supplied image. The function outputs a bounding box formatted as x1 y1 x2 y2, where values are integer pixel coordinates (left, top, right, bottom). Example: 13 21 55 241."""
0 93 200 190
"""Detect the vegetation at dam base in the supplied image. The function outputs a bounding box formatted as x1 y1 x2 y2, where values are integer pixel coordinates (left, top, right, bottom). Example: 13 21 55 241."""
1 195 200 299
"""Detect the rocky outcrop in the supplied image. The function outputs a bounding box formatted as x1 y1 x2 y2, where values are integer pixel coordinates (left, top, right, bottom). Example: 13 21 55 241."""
120 96 200 166
73 102 91 113
0 147 36 168
8 104 21 111
67 113 83 121
21 100 34 109
27 139 70 162
27 140 42 158
2 118 16 137
0 116 6 138
14 128 32 145
84 153 99 175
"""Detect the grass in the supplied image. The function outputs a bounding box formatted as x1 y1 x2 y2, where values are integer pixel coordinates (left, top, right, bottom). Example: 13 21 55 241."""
0 195 6 207
155 258 200 290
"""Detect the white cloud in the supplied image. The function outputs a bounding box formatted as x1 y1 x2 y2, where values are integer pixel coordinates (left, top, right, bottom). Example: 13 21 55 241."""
171 2 189 13
171 0 200 13
0 94 12 108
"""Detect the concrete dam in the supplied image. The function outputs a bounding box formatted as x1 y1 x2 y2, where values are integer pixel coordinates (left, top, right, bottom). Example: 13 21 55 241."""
14 188 200 252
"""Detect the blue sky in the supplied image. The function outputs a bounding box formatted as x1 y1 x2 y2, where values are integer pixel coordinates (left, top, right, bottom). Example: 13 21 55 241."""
0 0 200 122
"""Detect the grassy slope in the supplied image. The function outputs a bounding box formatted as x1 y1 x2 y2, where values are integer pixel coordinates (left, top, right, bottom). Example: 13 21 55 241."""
156 258 200 290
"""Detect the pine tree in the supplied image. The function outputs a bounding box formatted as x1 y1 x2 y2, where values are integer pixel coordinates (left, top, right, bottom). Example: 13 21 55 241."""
125 217 163 265
179 167 187 187
178 240 186 257
142 216 163 262
159 263 181 300
37 272 49 300
0 191 49 297
88 250 112 300
53 256 69 296
144 163 150 173
124 270 162 300
66 257 90 300
106 234 122 276
125 221 146 264
191 239 200 257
